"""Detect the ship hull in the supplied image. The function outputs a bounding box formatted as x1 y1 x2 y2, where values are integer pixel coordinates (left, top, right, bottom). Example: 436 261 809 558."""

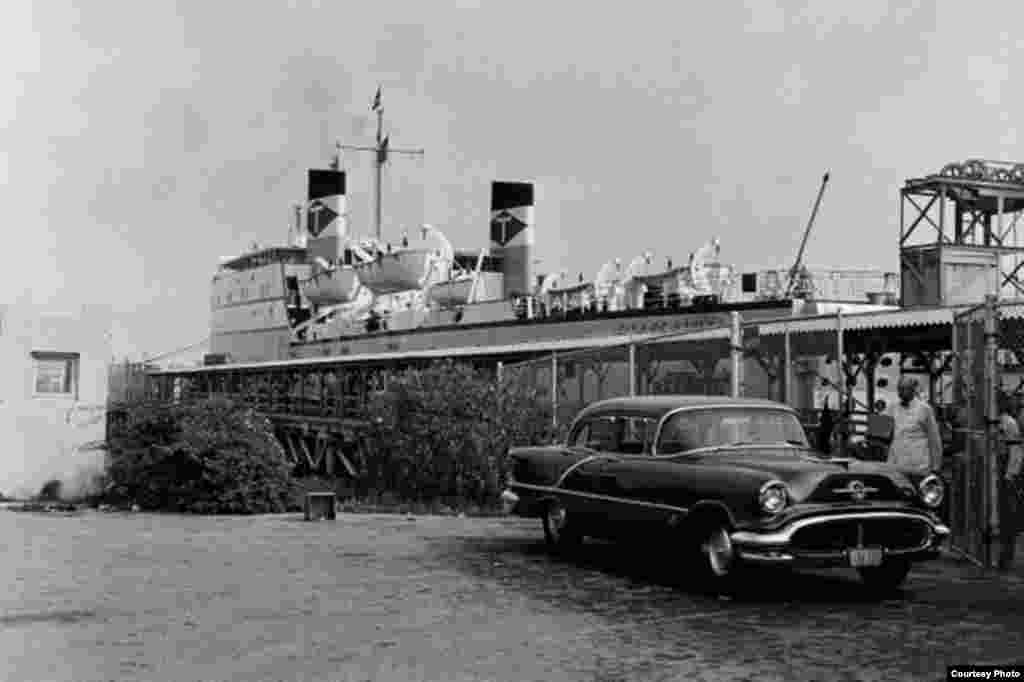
210 327 292 363
287 301 799 360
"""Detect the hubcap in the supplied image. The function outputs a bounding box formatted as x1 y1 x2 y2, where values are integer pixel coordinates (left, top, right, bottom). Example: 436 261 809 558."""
703 527 734 577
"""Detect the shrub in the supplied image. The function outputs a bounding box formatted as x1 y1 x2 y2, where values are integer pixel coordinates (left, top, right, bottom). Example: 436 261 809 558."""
104 398 296 514
358 360 555 506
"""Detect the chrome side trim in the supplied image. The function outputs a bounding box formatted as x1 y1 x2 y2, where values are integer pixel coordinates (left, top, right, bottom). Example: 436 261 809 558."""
553 455 619 488
730 511 948 548
510 481 690 515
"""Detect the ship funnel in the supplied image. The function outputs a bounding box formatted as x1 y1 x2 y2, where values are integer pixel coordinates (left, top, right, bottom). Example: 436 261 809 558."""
490 181 535 298
306 168 347 266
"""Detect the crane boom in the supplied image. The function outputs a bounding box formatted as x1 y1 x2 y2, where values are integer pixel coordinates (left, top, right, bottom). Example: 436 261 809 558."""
786 171 830 298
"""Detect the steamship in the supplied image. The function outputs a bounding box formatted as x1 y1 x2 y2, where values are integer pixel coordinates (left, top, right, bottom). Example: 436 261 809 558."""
209 96 898 366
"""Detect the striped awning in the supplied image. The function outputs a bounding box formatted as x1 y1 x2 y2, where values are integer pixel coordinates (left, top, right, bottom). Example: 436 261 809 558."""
998 301 1024 320
757 307 956 336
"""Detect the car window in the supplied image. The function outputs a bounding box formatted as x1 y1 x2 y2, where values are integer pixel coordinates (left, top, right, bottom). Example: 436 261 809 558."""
656 416 705 454
585 417 620 451
568 415 658 454
656 408 808 454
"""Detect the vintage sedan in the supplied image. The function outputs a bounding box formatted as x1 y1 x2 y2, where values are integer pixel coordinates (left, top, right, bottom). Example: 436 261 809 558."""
500 395 950 591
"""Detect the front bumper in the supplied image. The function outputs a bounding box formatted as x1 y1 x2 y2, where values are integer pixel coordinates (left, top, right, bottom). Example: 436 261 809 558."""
730 511 950 567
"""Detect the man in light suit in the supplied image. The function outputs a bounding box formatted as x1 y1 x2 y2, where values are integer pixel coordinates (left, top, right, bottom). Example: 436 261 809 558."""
886 376 943 473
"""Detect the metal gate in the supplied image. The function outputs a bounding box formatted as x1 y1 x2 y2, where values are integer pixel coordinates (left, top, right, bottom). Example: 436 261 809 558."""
950 299 999 566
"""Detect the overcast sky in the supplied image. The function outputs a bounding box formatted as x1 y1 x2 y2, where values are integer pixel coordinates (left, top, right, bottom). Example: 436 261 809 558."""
2 1 1020 359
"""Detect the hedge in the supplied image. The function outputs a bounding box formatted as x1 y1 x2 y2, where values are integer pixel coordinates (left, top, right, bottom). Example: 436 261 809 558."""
356 360 555 505
102 360 555 514
104 397 296 513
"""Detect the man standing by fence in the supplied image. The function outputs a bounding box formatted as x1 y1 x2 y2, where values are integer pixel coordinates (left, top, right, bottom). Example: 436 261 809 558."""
886 376 943 473
997 393 1024 570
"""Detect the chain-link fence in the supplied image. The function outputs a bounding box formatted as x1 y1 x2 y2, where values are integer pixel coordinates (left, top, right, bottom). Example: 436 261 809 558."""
502 344 639 441
992 300 1024 570
947 297 1024 569
950 301 995 566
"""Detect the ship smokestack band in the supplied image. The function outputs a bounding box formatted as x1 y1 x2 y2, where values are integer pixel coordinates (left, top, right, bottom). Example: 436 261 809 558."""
306 169 347 265
491 181 535 298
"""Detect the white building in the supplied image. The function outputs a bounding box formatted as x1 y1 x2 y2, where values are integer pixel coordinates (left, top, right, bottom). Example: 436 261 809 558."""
0 303 112 499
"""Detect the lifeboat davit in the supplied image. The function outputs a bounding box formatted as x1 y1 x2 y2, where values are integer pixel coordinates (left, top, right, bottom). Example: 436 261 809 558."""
354 249 433 295
302 266 361 305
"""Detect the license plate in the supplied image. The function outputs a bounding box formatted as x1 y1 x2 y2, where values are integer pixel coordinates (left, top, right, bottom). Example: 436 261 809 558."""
848 548 884 567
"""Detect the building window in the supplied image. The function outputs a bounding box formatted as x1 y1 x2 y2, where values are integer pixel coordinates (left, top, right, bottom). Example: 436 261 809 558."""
32 351 80 397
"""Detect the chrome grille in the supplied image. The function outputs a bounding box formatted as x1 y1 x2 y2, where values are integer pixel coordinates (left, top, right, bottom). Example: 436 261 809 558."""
808 474 904 503
790 517 930 552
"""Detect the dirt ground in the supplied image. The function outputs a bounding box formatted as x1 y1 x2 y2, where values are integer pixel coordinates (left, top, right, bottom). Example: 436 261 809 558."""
2 509 1022 682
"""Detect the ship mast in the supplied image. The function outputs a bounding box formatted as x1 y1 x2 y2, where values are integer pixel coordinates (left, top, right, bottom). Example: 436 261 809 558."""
340 86 425 241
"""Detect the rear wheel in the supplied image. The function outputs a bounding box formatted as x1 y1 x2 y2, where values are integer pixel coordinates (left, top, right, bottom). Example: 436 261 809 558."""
542 500 583 553
857 559 911 593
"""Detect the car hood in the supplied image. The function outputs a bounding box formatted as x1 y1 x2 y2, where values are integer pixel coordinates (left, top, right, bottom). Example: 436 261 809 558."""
690 446 922 504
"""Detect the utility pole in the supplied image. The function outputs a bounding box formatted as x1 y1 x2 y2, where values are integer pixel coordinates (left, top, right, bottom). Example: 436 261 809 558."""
340 87 425 241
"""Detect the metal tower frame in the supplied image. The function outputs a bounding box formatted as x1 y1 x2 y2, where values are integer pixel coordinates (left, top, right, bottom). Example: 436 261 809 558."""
900 159 1024 298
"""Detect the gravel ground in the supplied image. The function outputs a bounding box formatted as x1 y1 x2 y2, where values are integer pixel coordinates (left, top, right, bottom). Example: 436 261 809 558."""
1 509 1022 682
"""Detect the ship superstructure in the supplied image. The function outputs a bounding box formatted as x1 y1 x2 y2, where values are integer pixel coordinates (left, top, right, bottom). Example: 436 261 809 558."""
209 93 898 365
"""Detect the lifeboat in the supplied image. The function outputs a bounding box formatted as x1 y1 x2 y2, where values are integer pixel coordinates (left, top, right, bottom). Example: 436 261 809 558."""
631 264 692 289
302 266 360 305
631 265 694 307
545 277 596 315
427 244 489 307
428 277 475 306
353 248 433 294
294 284 376 341
625 239 729 308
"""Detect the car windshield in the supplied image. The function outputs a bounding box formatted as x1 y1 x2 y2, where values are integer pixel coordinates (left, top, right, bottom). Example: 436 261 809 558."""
656 408 809 454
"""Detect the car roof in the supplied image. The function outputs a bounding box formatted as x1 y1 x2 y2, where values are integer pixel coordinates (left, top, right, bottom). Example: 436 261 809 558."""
572 395 793 423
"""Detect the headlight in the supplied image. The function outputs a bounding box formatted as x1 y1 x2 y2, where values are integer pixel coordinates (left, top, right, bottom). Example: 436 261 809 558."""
918 474 944 508
759 480 788 514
